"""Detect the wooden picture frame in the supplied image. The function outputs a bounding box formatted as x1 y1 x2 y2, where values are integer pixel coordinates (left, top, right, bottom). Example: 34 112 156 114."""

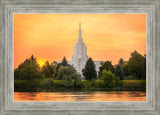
0 0 160 115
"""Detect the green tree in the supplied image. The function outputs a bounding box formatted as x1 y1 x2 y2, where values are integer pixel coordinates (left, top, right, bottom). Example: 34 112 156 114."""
127 50 146 79
118 58 124 66
42 61 56 78
115 76 123 87
114 65 124 80
14 55 42 91
62 56 68 66
19 61 42 80
57 65 80 87
73 74 81 87
102 70 115 88
43 79 54 89
82 58 97 80
55 56 68 78
98 61 114 77
122 63 130 76
14 68 20 80
55 63 62 78
142 54 146 79
14 55 42 80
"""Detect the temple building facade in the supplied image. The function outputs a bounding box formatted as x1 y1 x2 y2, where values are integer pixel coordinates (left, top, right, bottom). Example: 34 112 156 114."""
56 24 102 78
71 23 89 76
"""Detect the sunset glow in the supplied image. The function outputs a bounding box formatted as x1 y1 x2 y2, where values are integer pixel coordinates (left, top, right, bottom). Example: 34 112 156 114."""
37 58 46 67
14 14 146 68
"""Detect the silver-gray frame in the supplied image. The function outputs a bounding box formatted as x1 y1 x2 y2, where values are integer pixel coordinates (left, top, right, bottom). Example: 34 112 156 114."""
0 0 160 115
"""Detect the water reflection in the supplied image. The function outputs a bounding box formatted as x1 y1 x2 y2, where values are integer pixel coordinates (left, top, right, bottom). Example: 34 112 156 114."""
14 91 146 101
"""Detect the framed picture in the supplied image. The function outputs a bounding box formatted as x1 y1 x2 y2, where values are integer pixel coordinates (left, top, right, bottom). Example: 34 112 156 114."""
14 13 146 102
0 0 160 115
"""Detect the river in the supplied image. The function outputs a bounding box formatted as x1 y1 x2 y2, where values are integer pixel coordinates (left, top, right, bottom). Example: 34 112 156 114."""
14 91 146 101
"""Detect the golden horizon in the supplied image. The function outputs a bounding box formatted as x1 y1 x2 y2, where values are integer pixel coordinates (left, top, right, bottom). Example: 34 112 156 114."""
14 14 146 68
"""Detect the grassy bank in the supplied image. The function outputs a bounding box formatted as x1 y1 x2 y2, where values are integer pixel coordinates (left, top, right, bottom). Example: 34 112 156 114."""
14 79 146 92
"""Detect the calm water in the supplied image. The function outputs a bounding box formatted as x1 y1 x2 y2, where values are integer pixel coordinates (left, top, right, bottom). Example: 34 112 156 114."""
14 91 146 101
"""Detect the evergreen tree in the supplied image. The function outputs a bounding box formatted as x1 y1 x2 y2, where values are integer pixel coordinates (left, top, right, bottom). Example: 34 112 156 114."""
118 58 124 66
114 65 124 80
55 56 68 78
62 56 68 66
82 58 97 80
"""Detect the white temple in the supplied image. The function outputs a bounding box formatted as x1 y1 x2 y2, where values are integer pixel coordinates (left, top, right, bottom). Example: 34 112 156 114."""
71 23 89 76
56 23 102 78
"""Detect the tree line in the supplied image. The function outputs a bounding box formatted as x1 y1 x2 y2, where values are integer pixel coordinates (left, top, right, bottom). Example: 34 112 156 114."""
14 50 146 88
82 50 146 80
14 56 81 88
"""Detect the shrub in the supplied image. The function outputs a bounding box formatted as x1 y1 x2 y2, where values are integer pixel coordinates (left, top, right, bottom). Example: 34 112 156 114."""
53 80 63 88
102 70 115 88
14 80 26 90
58 66 81 88
94 80 104 88
114 77 123 87
81 80 92 89
63 74 74 87
73 74 82 87
43 79 54 89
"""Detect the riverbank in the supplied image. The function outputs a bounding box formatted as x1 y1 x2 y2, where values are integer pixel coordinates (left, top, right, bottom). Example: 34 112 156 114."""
14 79 146 92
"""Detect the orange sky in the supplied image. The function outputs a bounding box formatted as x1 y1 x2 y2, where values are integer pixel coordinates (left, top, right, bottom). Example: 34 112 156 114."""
14 14 146 68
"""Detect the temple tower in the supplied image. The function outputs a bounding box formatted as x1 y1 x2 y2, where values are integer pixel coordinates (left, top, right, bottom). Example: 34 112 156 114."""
71 23 88 78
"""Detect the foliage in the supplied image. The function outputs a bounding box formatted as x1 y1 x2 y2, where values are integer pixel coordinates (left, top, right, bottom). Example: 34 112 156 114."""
122 80 146 91
142 54 146 79
73 74 82 87
14 55 43 90
14 79 145 91
63 75 74 87
123 80 146 85
14 80 26 90
43 79 54 89
94 80 105 88
82 58 97 80
118 58 124 66
127 50 146 79
98 61 114 77
17 55 42 80
114 76 123 87
124 76 139 80
53 80 64 88
122 64 130 76
61 56 68 66
55 56 68 78
14 68 20 80
102 70 115 88
41 61 56 78
19 63 41 80
58 65 80 87
114 65 124 80
81 80 93 89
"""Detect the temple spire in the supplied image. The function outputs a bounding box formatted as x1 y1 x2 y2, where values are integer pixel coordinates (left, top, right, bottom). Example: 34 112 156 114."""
79 23 81 37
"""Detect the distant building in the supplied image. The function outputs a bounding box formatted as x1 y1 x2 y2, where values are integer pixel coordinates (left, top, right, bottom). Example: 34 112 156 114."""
56 23 102 78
